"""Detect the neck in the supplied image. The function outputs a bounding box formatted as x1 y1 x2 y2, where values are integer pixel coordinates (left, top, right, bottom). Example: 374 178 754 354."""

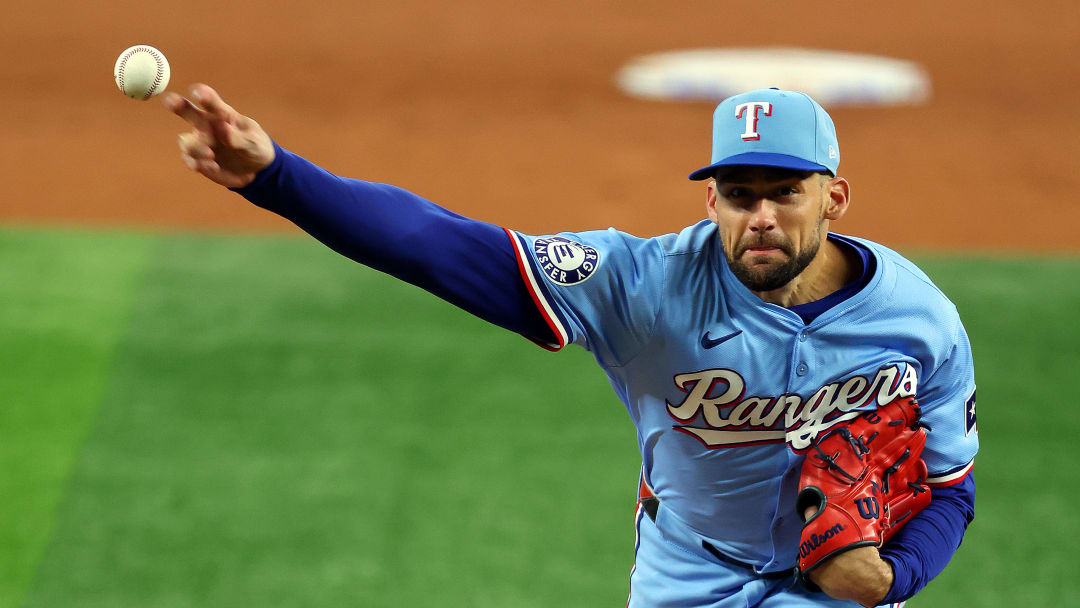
752 234 858 307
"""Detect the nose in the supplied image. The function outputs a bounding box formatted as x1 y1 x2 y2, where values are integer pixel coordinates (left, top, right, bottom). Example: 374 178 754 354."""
747 199 776 233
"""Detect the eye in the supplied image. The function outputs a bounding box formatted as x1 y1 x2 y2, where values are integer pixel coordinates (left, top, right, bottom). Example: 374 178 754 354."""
777 185 798 197
726 187 748 199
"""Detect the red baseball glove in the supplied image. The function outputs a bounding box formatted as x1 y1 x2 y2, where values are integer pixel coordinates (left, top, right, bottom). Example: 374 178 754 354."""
795 396 932 581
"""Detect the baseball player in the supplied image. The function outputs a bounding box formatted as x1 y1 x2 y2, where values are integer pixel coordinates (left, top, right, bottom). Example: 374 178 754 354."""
164 84 978 607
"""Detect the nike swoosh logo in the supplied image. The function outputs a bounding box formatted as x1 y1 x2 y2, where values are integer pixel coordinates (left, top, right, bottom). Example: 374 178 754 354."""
701 329 743 350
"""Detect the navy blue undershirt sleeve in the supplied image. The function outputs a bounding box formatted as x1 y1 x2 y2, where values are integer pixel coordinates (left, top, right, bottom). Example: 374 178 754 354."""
231 143 555 344
880 475 976 603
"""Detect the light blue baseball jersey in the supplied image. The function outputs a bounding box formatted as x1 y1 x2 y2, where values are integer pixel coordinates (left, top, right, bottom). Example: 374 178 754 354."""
507 219 978 573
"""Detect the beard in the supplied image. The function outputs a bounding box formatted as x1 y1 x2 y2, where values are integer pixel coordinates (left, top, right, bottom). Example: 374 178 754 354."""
725 230 822 292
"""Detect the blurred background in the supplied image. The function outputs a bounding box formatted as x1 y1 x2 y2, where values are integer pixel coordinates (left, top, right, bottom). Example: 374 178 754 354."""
2 1 1078 606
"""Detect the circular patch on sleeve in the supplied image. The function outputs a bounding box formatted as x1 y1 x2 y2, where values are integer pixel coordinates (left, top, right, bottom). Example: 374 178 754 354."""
533 237 600 285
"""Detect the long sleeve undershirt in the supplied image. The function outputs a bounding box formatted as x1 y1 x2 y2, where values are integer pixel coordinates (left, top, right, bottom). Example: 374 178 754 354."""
232 143 975 602
232 142 555 344
881 475 976 603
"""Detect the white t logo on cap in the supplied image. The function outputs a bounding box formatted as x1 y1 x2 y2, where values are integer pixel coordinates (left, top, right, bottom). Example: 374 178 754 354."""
735 102 772 141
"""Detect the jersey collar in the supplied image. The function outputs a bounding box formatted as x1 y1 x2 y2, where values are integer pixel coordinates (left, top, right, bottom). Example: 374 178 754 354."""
712 230 887 328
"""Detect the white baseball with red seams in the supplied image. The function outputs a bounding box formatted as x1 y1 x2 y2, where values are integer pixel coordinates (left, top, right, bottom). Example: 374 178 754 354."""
113 45 170 100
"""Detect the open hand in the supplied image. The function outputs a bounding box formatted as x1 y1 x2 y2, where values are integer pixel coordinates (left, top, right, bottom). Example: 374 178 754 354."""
163 84 274 189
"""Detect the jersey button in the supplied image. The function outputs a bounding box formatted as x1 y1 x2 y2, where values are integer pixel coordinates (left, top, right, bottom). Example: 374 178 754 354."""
798 330 809 342
796 363 808 376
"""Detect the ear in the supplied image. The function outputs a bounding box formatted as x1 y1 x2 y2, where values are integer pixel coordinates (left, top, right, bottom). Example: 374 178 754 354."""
706 180 719 223
822 176 851 221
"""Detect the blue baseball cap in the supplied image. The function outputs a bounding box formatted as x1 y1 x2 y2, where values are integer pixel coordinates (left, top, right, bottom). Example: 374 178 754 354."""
688 88 839 181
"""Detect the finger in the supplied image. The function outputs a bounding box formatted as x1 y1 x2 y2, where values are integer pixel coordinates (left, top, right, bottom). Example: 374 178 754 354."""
179 132 212 155
192 129 216 147
180 151 197 170
178 132 214 160
178 131 199 152
180 125 221 156
182 151 219 175
163 92 210 131
190 84 245 148
207 118 237 149
191 84 236 121
195 159 220 175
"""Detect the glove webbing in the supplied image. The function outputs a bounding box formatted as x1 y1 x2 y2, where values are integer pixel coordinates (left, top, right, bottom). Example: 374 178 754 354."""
880 448 910 494
810 427 870 483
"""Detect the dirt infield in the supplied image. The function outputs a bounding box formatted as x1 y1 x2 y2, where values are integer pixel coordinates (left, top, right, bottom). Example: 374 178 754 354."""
2 1 1078 251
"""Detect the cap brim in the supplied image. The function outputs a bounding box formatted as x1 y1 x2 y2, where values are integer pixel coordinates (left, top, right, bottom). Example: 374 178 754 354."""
688 152 831 181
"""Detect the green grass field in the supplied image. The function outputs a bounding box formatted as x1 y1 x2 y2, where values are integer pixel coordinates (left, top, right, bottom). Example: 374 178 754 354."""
3 225 1078 607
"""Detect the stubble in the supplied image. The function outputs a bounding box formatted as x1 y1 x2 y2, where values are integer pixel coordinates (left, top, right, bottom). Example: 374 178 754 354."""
725 227 823 292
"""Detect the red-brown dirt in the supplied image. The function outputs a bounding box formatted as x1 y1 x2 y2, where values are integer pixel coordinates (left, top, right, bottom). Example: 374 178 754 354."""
2 1 1078 251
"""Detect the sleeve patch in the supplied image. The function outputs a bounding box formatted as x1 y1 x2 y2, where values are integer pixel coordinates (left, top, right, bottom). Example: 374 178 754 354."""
964 387 977 436
533 237 599 285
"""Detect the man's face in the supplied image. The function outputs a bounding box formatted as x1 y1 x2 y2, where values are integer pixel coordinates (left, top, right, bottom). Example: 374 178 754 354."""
706 166 843 292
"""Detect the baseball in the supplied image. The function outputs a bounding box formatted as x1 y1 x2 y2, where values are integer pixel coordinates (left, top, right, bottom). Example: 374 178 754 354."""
114 45 170 100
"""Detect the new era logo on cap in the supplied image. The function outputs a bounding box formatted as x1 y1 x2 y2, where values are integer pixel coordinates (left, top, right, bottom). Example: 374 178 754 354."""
689 88 840 180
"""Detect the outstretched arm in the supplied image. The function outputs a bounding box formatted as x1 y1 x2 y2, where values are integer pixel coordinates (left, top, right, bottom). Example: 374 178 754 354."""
163 84 556 345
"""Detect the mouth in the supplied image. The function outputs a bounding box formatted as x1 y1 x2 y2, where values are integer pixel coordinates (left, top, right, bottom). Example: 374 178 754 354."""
741 245 788 260
737 244 790 267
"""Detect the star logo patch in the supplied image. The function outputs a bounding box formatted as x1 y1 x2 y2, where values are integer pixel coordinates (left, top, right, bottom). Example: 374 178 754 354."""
964 388 977 436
